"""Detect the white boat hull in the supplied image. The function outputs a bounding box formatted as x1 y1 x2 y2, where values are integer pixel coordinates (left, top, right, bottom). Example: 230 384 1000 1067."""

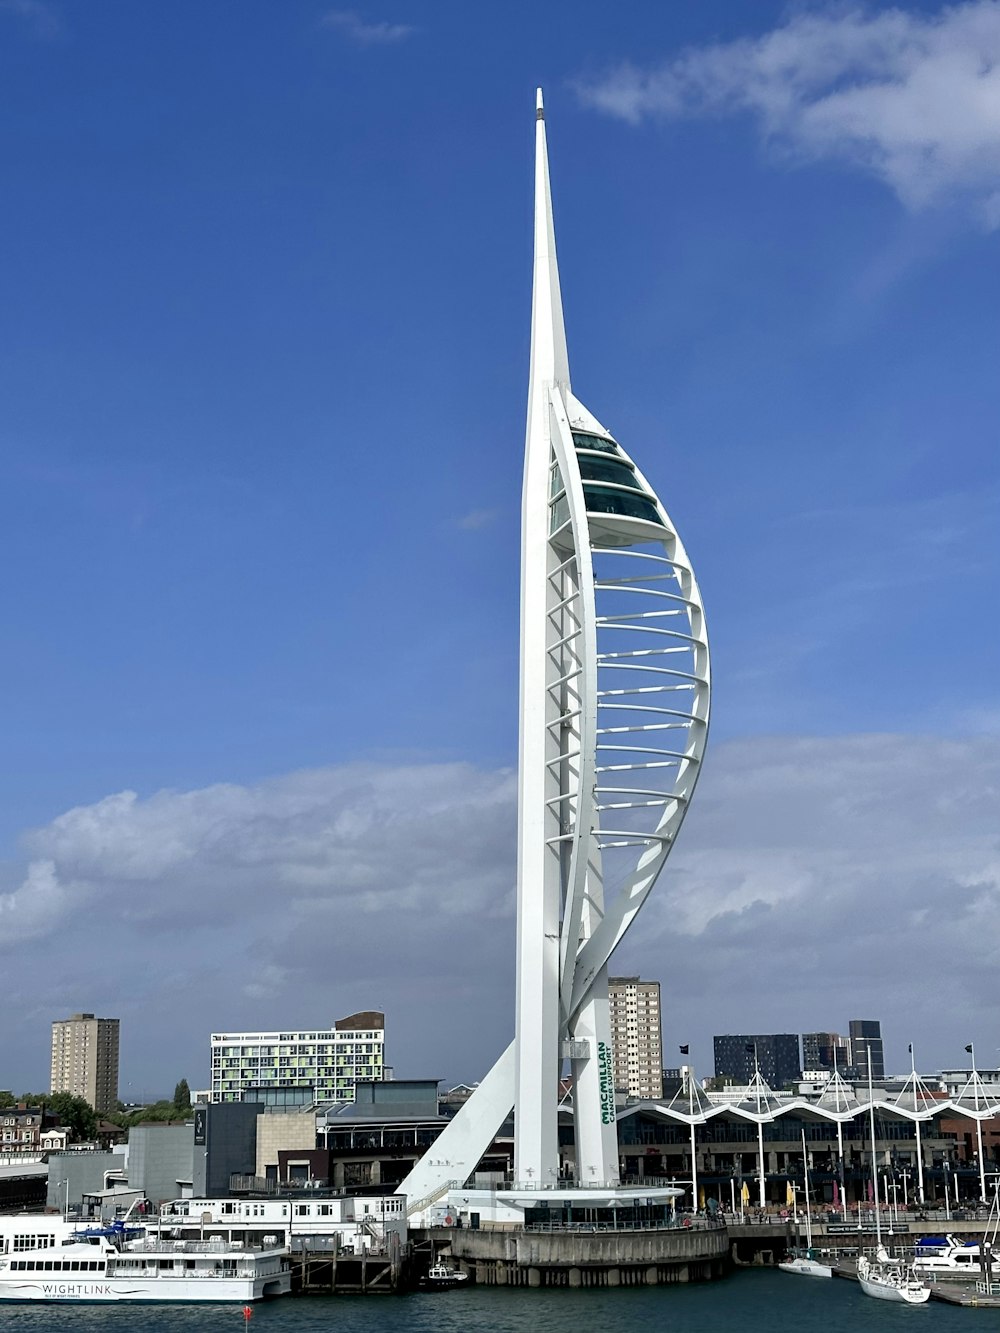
778 1258 833 1278
0 1273 289 1302
858 1273 930 1304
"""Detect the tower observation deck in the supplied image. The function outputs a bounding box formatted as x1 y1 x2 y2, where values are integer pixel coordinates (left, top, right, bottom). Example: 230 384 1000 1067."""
401 91 711 1219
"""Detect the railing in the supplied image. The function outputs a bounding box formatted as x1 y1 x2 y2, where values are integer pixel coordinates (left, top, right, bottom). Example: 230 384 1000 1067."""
406 1180 462 1217
522 1216 726 1234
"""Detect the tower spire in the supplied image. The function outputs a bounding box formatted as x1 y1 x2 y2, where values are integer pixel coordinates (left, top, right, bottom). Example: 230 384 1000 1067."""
529 88 570 395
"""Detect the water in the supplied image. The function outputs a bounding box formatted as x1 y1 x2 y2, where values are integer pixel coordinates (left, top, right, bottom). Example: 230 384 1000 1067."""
0 1271 976 1333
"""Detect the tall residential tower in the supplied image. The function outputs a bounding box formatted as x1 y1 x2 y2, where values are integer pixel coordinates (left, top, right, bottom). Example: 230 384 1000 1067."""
50 1012 120 1114
609 977 664 1099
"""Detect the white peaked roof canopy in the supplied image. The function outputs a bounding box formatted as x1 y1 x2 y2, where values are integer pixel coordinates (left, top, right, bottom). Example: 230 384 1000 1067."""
950 1068 1000 1118
660 1070 715 1119
736 1069 785 1117
815 1070 862 1114
891 1068 945 1115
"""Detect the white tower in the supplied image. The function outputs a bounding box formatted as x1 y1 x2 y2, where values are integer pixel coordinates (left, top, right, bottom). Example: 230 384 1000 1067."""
401 90 710 1213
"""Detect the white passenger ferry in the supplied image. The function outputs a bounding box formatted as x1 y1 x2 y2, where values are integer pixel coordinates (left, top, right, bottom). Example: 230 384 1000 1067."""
0 1215 290 1303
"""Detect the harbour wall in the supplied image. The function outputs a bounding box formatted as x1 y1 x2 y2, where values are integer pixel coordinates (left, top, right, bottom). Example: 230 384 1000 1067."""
429 1222 730 1287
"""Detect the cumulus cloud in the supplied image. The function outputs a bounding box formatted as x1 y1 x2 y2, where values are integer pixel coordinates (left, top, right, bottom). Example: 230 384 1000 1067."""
627 733 1000 1068
9 762 517 942
320 9 414 44
3 737 999 1090
577 2 1000 224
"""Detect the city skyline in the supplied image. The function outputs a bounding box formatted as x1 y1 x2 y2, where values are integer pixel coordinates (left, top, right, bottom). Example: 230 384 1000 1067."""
1 1 998 1093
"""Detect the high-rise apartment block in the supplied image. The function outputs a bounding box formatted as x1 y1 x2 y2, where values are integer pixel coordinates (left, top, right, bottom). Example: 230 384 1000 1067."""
849 1018 885 1080
713 1033 801 1088
802 1031 850 1073
50 1012 120 1114
608 977 663 1099
210 1011 385 1106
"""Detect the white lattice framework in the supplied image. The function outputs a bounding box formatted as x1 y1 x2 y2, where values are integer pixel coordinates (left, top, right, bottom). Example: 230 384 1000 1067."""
400 90 710 1212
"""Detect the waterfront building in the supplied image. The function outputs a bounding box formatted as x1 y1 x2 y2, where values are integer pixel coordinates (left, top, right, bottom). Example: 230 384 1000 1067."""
849 1018 885 1079
941 1067 1000 1099
608 977 663 1099
50 1012 120 1114
209 1011 384 1105
714 1034 801 1088
0 1105 61 1154
152 1193 407 1255
400 89 710 1222
802 1031 850 1073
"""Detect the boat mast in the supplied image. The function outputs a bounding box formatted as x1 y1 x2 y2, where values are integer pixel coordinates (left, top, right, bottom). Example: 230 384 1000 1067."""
801 1128 813 1250
867 1053 882 1248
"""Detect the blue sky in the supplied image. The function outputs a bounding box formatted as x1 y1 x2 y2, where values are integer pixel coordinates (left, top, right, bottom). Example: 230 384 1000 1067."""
1 0 998 1098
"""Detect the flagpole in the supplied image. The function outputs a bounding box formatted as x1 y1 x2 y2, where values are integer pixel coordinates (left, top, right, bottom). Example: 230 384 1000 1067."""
911 1041 925 1205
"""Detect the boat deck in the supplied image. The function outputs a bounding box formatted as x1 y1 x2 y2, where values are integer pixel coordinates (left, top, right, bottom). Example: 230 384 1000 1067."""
834 1259 1000 1307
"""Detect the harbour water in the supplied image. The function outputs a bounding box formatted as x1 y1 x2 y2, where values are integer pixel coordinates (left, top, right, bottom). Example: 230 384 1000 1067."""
0 1270 980 1333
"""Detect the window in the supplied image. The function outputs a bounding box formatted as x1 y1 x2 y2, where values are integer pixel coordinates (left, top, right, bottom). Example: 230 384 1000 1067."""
577 456 638 490
583 485 663 525
572 431 618 455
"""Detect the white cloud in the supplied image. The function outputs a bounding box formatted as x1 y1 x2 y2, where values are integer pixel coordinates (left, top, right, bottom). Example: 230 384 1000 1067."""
577 2 1000 224
3 736 999 1088
625 733 1000 1066
10 762 517 944
320 9 414 44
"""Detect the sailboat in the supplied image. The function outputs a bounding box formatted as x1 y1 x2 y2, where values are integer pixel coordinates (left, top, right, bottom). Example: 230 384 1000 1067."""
855 1059 931 1305
778 1130 833 1278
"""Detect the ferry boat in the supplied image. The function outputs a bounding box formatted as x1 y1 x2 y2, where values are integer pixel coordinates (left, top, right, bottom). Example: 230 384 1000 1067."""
0 1216 290 1303
912 1234 1000 1280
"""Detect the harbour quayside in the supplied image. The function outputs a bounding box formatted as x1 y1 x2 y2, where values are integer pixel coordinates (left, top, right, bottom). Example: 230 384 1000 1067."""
0 1214 290 1303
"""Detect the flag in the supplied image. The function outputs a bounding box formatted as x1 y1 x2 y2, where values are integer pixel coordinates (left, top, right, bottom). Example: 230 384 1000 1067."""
679 1044 689 1055
966 1044 974 1054
741 1182 750 1205
745 1044 755 1053
908 1043 912 1053
786 1181 795 1207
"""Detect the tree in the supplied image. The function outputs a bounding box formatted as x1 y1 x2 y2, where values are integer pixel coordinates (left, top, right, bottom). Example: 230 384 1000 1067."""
39 1092 97 1142
173 1079 191 1116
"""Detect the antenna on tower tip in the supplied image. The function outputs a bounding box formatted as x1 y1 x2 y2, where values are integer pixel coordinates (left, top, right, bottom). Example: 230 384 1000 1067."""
536 87 544 119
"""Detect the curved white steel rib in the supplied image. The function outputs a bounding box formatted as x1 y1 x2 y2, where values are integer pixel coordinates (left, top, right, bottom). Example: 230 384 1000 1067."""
400 89 710 1212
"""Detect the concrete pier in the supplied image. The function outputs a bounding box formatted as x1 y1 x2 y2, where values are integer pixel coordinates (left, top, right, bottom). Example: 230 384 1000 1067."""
426 1222 730 1288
